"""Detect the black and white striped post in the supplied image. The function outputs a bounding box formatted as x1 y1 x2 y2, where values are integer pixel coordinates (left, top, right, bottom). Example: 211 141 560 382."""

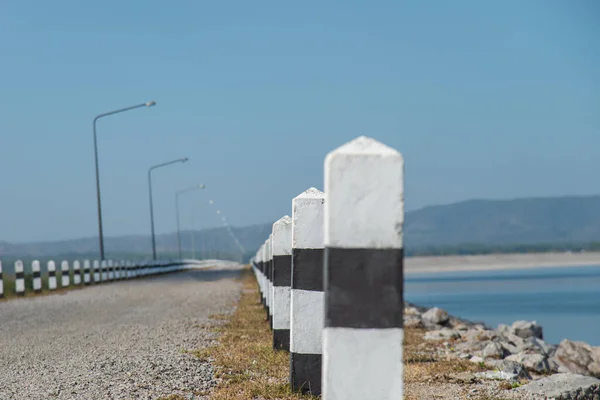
93 260 100 283
0 261 3 298
15 260 25 296
48 261 57 290
290 187 325 395
61 261 70 288
257 246 265 305
83 260 91 285
322 136 404 399
272 215 292 351
101 260 108 282
267 233 273 329
32 260 42 293
262 243 268 311
108 260 114 281
73 261 82 285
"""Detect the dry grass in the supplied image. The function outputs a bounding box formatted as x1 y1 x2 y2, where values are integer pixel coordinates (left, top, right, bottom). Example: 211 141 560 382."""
190 268 514 400
192 268 315 400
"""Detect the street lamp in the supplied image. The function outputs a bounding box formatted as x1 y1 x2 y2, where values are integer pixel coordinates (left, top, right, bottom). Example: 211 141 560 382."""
148 157 188 260
93 101 156 260
175 184 206 260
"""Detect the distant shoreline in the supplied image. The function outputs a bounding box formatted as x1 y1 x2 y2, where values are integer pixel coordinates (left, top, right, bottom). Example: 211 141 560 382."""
405 251 600 274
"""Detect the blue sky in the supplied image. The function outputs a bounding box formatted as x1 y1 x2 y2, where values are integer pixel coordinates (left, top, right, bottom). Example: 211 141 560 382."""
0 0 598 243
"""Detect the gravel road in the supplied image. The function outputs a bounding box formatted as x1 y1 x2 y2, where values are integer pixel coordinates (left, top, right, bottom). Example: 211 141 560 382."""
0 262 244 400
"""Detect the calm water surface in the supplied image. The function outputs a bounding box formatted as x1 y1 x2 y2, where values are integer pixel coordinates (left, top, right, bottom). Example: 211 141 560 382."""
405 265 600 346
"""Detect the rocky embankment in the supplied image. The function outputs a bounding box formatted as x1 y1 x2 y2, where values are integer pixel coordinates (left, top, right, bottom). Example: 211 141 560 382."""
406 303 600 399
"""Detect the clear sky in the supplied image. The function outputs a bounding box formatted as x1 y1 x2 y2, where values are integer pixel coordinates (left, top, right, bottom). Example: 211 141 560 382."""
0 1 598 243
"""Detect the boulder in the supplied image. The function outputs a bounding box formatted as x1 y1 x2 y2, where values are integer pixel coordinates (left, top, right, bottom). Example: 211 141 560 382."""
485 359 532 380
424 328 460 341
497 330 527 354
521 336 556 356
553 339 595 376
482 342 505 359
517 373 600 399
510 320 543 340
404 315 423 329
422 307 449 326
506 352 551 374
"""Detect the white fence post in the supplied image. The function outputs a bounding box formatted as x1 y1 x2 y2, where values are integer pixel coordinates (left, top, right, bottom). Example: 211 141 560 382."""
272 215 292 351
61 261 70 287
322 136 405 400
15 260 25 296
93 260 100 283
32 260 42 293
48 261 57 290
267 233 273 329
0 261 3 298
83 260 91 284
101 260 108 282
290 187 325 395
73 261 81 285
108 260 114 281
256 246 264 305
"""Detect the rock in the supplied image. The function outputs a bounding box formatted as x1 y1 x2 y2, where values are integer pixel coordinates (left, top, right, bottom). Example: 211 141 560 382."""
482 342 505 359
469 356 484 364
506 352 551 374
422 307 449 326
485 359 532 380
510 320 543 340
517 373 600 399
476 370 519 381
424 328 460 341
553 339 595 376
404 306 421 316
404 315 423 329
522 336 556 356
497 330 527 354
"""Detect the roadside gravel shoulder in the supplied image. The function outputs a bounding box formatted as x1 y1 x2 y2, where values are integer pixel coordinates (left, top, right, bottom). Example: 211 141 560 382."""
0 264 244 400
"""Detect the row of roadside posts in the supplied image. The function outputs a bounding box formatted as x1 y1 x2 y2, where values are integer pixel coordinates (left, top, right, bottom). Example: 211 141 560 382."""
0 259 184 297
251 136 404 399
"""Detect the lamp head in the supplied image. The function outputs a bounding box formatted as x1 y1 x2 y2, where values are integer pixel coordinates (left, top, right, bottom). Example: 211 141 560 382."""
145 101 156 107
199 184 206 189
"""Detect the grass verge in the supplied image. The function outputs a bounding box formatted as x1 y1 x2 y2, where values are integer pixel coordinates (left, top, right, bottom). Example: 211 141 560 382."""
191 268 315 400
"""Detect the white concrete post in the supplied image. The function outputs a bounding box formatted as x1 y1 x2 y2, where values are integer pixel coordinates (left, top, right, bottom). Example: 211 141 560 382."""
0 261 3 298
93 260 100 283
83 260 91 284
119 260 126 279
272 215 292 351
256 246 264 305
108 260 114 281
73 261 81 285
32 260 42 293
290 187 325 395
15 260 25 295
262 242 268 316
48 261 57 290
267 233 273 329
101 260 108 281
61 261 70 287
322 136 405 400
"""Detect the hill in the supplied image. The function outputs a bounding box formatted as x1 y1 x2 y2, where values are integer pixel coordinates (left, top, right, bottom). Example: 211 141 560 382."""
1 195 600 260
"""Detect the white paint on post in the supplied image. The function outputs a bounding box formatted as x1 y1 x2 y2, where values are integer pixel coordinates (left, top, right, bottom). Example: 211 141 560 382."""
272 215 292 350
322 136 404 400
83 260 91 284
15 260 25 295
73 261 81 285
48 261 57 290
268 233 273 326
290 187 325 395
32 260 42 293
108 260 114 281
101 260 108 281
0 261 3 298
61 261 70 287
93 260 100 283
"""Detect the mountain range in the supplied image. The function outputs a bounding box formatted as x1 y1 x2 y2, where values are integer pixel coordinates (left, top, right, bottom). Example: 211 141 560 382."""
1 195 599 259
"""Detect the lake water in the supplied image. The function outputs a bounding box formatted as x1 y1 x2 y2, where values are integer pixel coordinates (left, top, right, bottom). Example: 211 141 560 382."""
405 265 600 346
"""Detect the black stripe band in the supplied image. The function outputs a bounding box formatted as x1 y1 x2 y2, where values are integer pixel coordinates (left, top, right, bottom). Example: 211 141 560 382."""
292 248 323 291
16 272 24 279
0 272 2 279
273 329 290 351
273 255 291 287
33 272 41 278
49 271 56 277
325 247 404 329
290 352 322 395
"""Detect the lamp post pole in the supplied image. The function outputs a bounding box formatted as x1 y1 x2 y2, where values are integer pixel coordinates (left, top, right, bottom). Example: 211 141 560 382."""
175 184 205 260
93 101 156 260
148 157 188 260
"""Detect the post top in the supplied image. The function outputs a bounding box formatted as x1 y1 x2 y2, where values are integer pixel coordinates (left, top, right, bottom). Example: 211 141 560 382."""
326 136 402 158
294 187 324 199
274 215 292 227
